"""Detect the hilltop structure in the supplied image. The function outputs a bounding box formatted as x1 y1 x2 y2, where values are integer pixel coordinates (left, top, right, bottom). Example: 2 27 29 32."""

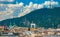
30 22 36 28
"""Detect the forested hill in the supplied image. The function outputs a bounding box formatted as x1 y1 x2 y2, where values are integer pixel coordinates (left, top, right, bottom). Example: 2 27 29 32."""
0 7 60 28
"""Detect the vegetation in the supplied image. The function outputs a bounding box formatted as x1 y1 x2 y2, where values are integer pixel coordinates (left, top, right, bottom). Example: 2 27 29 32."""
0 7 60 29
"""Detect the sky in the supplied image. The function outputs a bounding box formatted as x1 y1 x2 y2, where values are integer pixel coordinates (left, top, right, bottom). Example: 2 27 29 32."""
0 0 60 21
0 0 60 4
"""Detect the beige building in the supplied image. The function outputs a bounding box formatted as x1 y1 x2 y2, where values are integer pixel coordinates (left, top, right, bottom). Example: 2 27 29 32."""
0 26 5 32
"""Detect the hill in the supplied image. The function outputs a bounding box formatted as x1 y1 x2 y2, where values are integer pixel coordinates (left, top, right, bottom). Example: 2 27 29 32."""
0 7 60 28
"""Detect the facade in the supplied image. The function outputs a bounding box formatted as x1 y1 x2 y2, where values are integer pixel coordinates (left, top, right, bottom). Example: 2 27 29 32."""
30 22 36 28
0 26 5 32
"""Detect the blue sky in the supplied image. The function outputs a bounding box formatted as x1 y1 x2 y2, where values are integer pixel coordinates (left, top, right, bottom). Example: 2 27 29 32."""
0 0 60 4
0 0 60 6
0 0 60 21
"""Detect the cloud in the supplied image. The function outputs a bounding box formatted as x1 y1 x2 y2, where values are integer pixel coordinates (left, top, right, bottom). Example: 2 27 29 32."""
18 2 44 17
38 4 44 9
0 4 14 21
44 1 58 5
18 1 59 17
44 1 58 8
19 2 24 7
0 2 24 21
0 1 59 21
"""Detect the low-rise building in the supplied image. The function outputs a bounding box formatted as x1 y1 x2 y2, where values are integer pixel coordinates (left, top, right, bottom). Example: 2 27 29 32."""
0 26 5 32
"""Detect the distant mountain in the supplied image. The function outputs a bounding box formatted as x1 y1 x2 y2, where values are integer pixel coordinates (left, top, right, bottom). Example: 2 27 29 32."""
0 7 60 28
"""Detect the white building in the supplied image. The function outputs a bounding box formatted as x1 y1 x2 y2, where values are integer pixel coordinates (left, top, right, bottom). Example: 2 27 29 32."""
30 22 36 28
